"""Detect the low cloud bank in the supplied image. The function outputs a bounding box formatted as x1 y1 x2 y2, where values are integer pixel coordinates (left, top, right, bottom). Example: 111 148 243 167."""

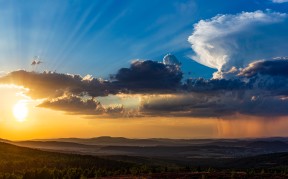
1 56 288 118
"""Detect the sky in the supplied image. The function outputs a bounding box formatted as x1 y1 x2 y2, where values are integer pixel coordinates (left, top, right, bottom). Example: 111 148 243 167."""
0 0 288 140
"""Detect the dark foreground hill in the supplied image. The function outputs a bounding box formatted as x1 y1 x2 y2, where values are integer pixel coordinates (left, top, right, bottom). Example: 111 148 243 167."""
0 142 139 178
1 141 288 178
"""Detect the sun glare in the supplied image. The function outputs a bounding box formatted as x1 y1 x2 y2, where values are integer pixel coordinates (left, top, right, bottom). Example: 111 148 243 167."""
13 101 28 122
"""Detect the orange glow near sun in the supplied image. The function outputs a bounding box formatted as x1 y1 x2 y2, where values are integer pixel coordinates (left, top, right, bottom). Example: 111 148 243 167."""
13 101 28 122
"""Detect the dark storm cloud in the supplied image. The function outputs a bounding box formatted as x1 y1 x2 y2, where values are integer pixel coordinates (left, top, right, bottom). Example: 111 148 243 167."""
139 91 242 117
0 60 183 99
139 90 288 118
238 58 288 78
112 60 183 93
0 60 183 116
138 58 288 118
1 58 288 118
184 78 247 92
239 95 288 116
238 58 288 96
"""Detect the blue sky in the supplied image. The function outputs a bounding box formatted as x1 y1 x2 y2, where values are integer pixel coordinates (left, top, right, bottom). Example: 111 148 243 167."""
0 0 288 79
2 0 288 139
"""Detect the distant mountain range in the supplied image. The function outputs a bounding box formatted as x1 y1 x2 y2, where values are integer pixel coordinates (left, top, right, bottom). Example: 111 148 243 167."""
1 136 288 160
17 136 288 146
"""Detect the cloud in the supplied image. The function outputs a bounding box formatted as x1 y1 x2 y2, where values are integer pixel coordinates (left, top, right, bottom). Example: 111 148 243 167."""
38 95 127 116
140 93 233 117
139 78 247 118
112 60 183 93
139 92 245 117
0 58 183 117
238 58 288 77
272 0 288 3
0 70 111 98
184 78 247 91
31 60 42 66
140 90 288 118
0 60 182 100
188 10 288 76
139 59 288 118
0 60 183 99
38 95 104 115
163 54 181 66
238 58 288 96
1 55 288 118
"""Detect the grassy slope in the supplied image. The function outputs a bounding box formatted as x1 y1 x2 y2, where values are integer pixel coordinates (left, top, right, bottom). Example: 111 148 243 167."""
0 142 134 173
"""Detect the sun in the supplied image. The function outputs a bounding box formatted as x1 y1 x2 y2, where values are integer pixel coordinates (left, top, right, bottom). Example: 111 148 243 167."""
13 101 28 122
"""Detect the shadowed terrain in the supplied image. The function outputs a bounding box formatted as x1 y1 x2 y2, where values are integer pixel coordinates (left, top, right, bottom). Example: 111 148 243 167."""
8 137 288 159
1 140 288 178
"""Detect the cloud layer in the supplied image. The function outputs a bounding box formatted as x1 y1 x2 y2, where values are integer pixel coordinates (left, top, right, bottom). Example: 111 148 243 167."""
145 58 288 118
188 10 288 75
0 59 182 117
1 57 288 118
0 60 182 100
0 70 111 99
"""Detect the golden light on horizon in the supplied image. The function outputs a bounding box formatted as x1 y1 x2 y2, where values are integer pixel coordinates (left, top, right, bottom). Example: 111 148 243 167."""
13 101 28 122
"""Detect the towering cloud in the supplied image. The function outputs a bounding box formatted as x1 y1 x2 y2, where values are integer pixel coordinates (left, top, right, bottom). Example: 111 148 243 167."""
188 10 288 77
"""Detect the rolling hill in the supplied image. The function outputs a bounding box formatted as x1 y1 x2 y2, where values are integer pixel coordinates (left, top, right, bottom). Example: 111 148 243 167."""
1 141 288 178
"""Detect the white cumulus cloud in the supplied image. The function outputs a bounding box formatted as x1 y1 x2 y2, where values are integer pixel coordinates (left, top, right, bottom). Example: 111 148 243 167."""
188 10 288 77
